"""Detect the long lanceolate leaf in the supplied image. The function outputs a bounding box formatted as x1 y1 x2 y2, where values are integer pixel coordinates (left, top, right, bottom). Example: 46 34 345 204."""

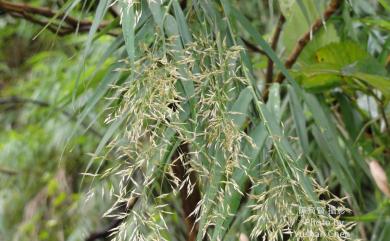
305 95 359 200
288 85 309 154
120 0 136 67
73 0 111 102
172 0 192 44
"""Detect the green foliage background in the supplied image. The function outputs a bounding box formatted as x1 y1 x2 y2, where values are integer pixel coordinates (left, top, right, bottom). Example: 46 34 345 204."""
1 0 390 240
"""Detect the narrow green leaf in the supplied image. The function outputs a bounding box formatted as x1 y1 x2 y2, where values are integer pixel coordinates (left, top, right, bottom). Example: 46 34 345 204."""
228 87 253 128
120 0 136 65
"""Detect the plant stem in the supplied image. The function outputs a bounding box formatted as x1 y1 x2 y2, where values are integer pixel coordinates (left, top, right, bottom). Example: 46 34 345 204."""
265 14 285 85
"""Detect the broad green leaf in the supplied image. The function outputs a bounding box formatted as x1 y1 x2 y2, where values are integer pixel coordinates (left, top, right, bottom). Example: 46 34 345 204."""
296 42 387 92
379 0 390 12
298 24 340 65
352 72 390 97
314 41 368 67
300 73 341 92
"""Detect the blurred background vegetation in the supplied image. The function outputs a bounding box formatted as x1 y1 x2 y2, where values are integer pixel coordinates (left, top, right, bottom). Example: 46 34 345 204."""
0 0 390 241
0 2 117 239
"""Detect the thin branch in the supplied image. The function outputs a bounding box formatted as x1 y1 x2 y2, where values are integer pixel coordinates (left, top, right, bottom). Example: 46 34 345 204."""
180 0 187 9
85 197 139 241
265 14 285 85
0 1 91 26
9 12 71 35
0 96 50 107
0 0 116 36
0 166 18 175
86 219 121 241
171 143 201 241
0 96 103 138
241 38 267 55
108 5 120 18
274 0 342 83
